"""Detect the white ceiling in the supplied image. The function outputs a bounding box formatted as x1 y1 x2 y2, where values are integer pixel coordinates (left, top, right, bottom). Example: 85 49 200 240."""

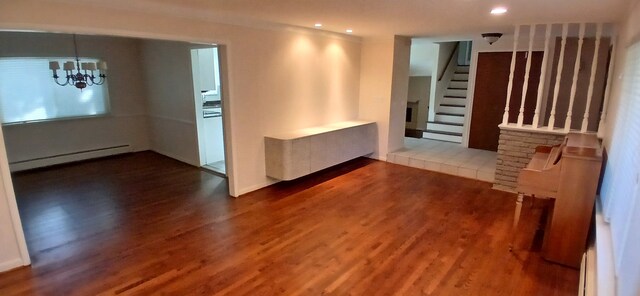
73 0 629 37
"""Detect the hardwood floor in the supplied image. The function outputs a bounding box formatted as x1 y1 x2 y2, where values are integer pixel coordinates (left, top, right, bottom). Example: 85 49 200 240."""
0 152 578 295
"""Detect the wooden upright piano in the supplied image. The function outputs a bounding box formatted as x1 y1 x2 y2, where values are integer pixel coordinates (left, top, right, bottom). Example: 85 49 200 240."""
512 133 602 268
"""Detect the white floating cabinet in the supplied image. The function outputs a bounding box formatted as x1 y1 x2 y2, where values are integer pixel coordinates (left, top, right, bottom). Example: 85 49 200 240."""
265 121 376 180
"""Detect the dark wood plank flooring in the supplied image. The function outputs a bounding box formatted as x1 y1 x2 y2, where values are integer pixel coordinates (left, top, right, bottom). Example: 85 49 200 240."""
0 152 578 295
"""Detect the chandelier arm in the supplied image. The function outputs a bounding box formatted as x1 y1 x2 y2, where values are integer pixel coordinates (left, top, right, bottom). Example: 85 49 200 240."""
53 76 71 86
85 74 95 86
52 34 108 89
94 75 106 85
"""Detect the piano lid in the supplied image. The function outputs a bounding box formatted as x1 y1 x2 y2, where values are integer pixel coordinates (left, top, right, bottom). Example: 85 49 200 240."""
563 133 602 160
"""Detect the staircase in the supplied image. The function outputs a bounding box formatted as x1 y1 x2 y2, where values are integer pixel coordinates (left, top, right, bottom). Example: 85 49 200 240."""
423 65 469 143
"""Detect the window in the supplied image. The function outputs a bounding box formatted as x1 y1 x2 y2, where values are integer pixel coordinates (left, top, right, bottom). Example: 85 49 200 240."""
0 58 109 124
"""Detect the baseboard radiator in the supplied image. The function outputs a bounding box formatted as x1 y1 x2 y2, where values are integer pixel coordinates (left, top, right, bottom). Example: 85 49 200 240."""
9 145 132 172
579 243 596 296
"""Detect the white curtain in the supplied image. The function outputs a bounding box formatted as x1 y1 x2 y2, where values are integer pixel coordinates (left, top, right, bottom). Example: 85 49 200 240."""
600 41 640 296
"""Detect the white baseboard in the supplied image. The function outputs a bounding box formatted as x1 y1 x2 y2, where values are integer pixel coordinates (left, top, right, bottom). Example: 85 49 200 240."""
237 180 278 197
367 153 384 161
594 198 616 296
0 258 26 273
9 145 133 172
150 148 199 167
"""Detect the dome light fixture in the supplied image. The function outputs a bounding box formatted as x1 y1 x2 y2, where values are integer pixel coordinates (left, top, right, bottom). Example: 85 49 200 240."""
481 33 503 45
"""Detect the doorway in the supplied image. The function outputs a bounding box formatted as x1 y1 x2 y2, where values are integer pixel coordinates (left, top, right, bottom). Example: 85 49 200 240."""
468 51 543 151
191 47 227 175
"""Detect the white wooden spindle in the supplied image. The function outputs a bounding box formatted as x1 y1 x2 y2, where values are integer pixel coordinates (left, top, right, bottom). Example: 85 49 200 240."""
581 23 603 133
548 23 569 130
532 24 552 128
598 33 617 138
517 25 536 126
564 23 586 132
503 25 521 125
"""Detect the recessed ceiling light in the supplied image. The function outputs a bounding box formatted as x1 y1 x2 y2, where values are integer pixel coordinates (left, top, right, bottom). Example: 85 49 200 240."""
491 7 507 15
346 29 353 33
314 23 322 28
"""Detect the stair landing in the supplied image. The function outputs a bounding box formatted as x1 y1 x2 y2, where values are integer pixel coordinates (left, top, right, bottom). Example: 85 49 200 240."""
387 138 496 182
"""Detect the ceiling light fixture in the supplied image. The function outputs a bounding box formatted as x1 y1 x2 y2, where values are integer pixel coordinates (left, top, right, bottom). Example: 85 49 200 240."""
481 33 503 45
491 7 508 15
346 29 353 34
314 23 322 28
49 34 108 90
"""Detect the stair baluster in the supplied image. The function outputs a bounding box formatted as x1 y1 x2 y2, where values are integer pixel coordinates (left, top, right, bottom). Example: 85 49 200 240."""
502 25 520 125
517 25 536 127
564 23 586 132
598 32 617 138
548 23 569 130
581 23 603 133
532 24 552 128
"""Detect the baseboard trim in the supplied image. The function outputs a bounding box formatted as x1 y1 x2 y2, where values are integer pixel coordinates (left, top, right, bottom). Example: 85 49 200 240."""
9 145 133 172
150 148 199 167
594 198 615 296
236 180 278 198
0 258 26 273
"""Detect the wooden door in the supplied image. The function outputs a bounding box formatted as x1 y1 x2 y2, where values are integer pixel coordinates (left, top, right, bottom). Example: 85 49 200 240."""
469 52 543 151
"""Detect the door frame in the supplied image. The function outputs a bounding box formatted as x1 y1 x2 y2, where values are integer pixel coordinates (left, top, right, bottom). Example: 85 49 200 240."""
190 46 227 175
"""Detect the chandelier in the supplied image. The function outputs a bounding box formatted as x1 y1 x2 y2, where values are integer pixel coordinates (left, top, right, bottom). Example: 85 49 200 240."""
48 34 108 90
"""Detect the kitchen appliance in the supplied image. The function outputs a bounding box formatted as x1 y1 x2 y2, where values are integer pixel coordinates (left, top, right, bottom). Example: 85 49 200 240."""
202 90 221 118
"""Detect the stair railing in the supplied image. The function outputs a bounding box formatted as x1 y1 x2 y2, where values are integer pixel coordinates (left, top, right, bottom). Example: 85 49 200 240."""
438 42 460 81
500 22 614 137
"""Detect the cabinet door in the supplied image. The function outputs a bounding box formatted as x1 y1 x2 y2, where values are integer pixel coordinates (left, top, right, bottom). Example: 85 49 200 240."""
198 49 217 91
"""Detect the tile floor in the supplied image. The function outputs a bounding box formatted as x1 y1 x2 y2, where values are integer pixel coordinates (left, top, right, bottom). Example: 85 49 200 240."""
387 138 497 182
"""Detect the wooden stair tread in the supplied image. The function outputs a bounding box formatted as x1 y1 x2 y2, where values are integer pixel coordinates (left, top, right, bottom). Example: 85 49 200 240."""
428 121 464 127
424 129 463 136
436 112 464 117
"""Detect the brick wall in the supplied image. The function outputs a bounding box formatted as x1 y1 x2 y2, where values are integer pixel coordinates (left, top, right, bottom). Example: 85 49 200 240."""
494 128 565 191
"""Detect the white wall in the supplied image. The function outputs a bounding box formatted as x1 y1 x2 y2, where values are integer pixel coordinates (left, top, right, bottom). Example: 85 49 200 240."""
409 40 437 131
358 36 411 159
358 37 395 159
140 40 202 166
0 32 150 168
139 35 361 197
407 76 431 130
409 42 438 76
387 36 412 153
434 42 458 78
428 42 457 122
